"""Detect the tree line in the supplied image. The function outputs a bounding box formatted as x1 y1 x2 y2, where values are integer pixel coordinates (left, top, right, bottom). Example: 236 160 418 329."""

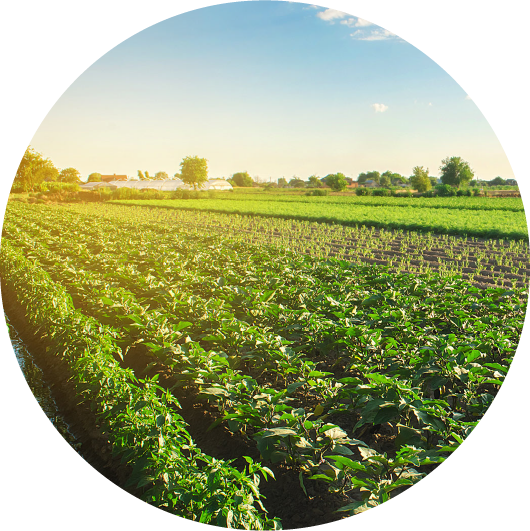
13 148 515 193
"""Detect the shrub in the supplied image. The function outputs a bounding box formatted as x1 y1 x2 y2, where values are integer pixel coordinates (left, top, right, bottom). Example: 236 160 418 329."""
305 189 329 197
371 188 392 197
355 187 371 196
435 184 457 197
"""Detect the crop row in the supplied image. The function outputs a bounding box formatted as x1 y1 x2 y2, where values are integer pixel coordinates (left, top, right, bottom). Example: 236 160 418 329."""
76 202 530 290
217 192 525 212
0 238 280 529
112 199 529 240
3 201 526 521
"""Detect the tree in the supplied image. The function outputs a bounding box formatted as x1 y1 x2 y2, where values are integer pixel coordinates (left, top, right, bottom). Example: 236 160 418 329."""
324 172 348 192
490 176 506 186
88 173 102 182
231 171 253 187
13 146 58 192
307 175 322 188
145 171 151 180
429 176 438 187
289 177 306 188
138 170 148 180
180 156 208 189
379 174 391 187
154 171 169 180
59 167 81 183
173 172 181 180
357 170 380 185
439 156 474 188
277 177 288 188
410 166 432 193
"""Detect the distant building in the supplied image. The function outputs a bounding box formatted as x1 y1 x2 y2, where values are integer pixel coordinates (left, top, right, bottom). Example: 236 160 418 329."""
347 182 359 188
80 178 233 192
364 180 377 188
101 174 128 182
506 179 518 186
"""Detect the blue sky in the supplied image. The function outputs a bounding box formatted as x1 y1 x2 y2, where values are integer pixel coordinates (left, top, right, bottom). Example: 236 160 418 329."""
30 1 513 181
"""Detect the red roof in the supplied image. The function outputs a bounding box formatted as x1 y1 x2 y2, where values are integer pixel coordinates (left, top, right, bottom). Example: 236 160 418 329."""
101 174 127 182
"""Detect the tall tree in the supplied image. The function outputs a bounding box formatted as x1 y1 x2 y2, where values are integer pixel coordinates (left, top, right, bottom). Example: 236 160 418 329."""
277 177 288 188
440 156 474 188
14 146 58 192
138 170 147 180
410 166 432 192
231 171 254 187
59 167 81 183
154 171 169 180
88 173 102 182
180 156 208 189
144 171 151 180
324 173 348 192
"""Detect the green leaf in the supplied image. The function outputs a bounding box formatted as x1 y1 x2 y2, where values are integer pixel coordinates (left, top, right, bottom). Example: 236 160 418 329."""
373 405 399 425
327 455 366 471
175 321 193 331
260 427 298 438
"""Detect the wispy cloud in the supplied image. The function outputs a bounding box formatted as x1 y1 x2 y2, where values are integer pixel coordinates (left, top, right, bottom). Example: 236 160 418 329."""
316 9 398 42
371 103 389 113
340 17 373 27
303 4 320 9
316 8 348 22
351 28 398 41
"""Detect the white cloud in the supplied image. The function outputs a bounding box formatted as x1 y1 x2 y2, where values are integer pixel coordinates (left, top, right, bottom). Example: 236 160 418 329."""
340 16 373 27
316 9 348 21
371 103 389 113
355 17 373 27
351 28 397 41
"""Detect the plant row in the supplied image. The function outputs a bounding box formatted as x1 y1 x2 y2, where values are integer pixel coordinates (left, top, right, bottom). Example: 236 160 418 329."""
66 202 530 289
112 198 529 240
214 192 525 212
0 239 280 529
3 201 527 517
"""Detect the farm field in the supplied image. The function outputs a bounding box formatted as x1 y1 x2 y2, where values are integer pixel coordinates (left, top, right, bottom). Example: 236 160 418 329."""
112 198 529 240
105 204 529 290
213 192 525 212
1 201 527 528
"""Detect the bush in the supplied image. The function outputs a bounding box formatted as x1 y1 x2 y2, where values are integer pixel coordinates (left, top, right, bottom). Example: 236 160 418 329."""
305 189 329 197
456 188 472 197
435 184 456 197
472 188 481 196
371 188 392 197
422 190 435 198
355 187 372 196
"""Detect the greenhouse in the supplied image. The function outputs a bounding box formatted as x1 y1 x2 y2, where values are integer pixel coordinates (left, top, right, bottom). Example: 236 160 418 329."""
79 179 232 191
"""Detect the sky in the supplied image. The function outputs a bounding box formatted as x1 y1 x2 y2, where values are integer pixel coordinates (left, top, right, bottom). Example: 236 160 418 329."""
29 1 514 182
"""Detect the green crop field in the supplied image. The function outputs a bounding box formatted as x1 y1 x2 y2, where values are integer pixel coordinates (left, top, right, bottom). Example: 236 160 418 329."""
214 192 526 212
2 200 527 527
111 198 529 240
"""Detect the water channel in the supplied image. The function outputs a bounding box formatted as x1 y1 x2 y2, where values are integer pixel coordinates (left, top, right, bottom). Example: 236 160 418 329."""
6 314 80 451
